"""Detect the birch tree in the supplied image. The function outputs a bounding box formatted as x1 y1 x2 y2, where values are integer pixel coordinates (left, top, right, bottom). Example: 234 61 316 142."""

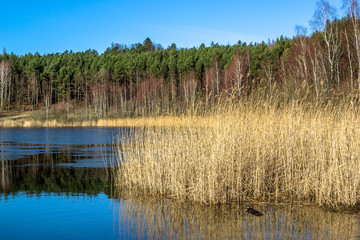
225 53 248 98
295 25 309 85
344 29 355 90
0 59 11 110
212 55 221 96
311 0 341 85
344 0 360 93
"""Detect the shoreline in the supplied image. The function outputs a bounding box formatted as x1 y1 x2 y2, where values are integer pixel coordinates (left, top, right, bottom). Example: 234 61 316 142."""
0 110 214 128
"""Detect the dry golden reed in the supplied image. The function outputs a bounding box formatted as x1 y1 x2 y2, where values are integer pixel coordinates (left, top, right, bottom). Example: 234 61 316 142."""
0 115 212 127
115 100 360 209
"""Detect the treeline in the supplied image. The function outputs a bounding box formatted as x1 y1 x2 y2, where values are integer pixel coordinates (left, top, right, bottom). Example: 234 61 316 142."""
1 0 360 118
0 37 289 117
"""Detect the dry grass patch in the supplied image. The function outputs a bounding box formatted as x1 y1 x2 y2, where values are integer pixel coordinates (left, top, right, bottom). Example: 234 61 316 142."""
0 113 214 128
115 101 360 209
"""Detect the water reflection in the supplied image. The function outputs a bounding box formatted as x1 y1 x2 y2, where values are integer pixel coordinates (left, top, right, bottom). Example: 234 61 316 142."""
1 161 12 192
0 127 130 161
113 194 356 240
0 151 111 197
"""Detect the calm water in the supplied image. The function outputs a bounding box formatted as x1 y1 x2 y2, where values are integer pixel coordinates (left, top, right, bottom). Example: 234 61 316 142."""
0 128 357 240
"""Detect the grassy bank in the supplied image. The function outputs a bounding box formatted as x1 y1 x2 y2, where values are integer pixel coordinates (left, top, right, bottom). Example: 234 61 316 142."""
115 100 360 210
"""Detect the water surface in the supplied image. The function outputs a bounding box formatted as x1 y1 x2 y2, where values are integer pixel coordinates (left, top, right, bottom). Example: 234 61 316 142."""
0 128 357 239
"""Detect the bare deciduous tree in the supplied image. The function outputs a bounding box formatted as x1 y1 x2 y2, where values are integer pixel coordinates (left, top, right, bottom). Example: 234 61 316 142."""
212 55 221 96
264 60 274 98
344 0 360 93
91 83 108 118
344 29 355 90
309 40 327 100
225 53 248 98
295 25 309 85
0 59 11 110
181 72 197 113
311 0 341 85
43 80 53 120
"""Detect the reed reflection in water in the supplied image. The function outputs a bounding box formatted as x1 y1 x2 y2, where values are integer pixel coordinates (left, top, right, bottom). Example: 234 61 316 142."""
113 195 356 240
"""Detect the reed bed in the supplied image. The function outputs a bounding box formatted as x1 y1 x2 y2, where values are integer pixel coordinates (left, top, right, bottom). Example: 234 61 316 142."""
115 100 360 210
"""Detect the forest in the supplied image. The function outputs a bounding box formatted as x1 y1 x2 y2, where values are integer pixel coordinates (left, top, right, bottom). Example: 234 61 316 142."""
1 0 360 119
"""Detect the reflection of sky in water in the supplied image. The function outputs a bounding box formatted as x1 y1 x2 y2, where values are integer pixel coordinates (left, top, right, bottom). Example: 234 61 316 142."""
0 192 131 240
0 192 356 240
0 128 121 145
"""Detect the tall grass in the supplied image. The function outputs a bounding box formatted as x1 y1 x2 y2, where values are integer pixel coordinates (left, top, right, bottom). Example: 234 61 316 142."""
115 98 360 210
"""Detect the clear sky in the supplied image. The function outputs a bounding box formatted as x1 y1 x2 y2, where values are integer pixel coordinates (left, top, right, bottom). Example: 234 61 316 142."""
0 0 343 55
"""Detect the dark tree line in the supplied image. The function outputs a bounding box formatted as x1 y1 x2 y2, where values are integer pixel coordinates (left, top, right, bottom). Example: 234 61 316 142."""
1 0 360 118
0 37 290 117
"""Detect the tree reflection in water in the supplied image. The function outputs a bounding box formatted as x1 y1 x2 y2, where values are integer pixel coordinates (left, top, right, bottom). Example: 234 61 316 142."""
0 148 111 198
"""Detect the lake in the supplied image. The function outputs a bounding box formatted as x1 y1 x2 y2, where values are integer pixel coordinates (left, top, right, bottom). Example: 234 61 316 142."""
0 128 357 239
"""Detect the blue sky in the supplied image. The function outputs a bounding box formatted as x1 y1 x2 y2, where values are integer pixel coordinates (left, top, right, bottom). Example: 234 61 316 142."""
0 0 343 55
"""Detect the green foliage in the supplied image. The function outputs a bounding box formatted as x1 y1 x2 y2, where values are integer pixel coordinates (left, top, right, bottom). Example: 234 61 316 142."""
6 37 292 110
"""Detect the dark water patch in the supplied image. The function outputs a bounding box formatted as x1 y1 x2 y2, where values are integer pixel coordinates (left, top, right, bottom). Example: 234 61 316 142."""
0 141 55 146
0 143 115 162
0 157 110 196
